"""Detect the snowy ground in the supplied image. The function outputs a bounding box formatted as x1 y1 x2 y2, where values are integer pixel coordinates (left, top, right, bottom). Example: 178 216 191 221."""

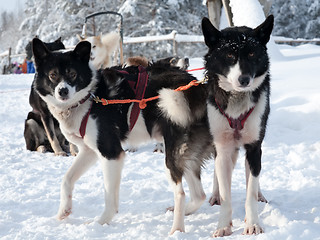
0 43 320 240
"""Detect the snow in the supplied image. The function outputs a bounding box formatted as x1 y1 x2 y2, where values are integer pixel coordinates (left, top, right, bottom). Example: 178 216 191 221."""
1 43 320 240
230 0 266 28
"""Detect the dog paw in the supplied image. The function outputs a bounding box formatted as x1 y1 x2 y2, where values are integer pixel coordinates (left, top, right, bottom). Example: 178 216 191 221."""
36 145 47 153
166 206 174 212
213 226 232 237
126 147 137 153
97 209 117 225
209 195 220 206
55 151 68 156
258 191 268 203
169 226 185 235
153 143 164 153
153 148 163 153
243 223 263 235
57 208 72 220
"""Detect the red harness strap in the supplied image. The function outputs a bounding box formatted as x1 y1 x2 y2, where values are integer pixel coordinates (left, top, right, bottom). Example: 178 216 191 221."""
129 65 148 131
79 101 93 138
215 98 255 139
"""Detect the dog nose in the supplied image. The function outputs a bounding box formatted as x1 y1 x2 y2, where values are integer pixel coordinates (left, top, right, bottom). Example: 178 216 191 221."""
185 58 189 65
58 87 69 97
238 75 251 87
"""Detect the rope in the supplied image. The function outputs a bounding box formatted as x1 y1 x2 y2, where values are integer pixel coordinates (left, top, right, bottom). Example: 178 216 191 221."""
93 78 207 109
187 67 205 72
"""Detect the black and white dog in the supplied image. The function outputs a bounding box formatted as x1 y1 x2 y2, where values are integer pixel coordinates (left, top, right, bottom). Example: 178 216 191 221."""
201 15 274 236
24 37 78 156
31 38 212 234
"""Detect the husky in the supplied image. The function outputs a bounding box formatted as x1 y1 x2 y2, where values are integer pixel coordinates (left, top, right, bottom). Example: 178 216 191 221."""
32 38 212 234
78 32 120 70
124 55 149 68
155 56 189 71
124 55 189 71
201 15 274 236
24 37 77 156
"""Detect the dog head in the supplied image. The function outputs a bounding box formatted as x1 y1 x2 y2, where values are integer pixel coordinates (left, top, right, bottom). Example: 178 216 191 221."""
32 38 96 108
26 37 65 61
202 15 274 92
78 32 120 70
44 37 65 51
156 56 189 70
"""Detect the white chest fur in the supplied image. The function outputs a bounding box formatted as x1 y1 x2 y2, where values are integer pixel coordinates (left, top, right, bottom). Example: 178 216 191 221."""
208 91 267 147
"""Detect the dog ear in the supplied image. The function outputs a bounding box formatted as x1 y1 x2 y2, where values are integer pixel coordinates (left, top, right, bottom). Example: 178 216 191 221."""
32 38 50 62
73 41 91 63
253 15 274 45
202 17 221 49
77 34 85 41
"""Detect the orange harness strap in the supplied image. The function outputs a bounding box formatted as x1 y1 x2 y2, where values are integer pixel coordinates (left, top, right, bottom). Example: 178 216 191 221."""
93 79 201 110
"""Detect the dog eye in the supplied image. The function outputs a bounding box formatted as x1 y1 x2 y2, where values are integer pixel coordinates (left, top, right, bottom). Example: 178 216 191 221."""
92 45 96 49
248 52 255 58
170 58 177 64
49 72 57 81
226 53 235 59
69 71 77 79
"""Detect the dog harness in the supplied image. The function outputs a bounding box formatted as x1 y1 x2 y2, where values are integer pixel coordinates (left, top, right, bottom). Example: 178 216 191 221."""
79 66 148 138
215 98 255 140
79 101 93 138
117 65 148 131
73 93 93 138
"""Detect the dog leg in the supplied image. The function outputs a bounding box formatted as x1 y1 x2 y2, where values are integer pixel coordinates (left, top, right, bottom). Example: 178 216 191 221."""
243 173 263 235
170 181 185 235
210 149 238 206
69 143 78 156
184 167 206 215
57 147 97 220
209 168 220 205
243 143 263 235
213 145 234 237
41 115 66 156
98 151 125 225
245 160 267 203
165 165 185 235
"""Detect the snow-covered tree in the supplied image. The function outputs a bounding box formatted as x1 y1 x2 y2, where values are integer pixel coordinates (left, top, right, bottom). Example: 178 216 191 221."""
270 0 320 40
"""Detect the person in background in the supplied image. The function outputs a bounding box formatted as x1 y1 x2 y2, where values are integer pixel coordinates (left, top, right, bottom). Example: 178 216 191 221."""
21 58 27 73
25 41 35 73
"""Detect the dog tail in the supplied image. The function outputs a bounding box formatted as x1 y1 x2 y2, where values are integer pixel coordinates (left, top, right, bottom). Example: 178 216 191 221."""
101 32 120 54
158 89 192 127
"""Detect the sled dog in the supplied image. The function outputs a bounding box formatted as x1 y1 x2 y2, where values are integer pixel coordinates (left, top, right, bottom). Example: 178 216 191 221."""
32 38 212 234
202 15 274 236
78 32 120 70
24 37 77 155
125 55 189 70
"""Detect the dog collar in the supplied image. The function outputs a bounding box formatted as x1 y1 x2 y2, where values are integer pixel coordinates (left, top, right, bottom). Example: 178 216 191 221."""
70 93 92 109
214 98 255 139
